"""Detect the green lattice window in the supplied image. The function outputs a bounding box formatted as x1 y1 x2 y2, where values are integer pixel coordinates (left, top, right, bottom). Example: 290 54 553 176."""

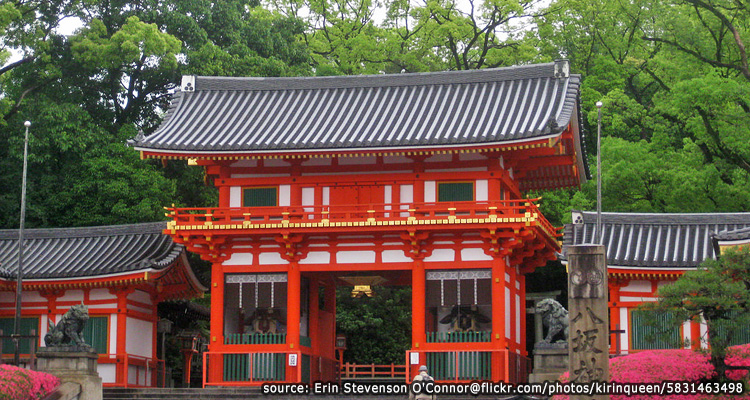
83 316 108 354
438 182 474 202
631 310 681 350
243 187 277 207
0 317 39 354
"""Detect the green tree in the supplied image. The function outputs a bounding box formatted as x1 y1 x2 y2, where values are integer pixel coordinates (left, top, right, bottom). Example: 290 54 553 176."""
641 247 750 380
336 286 411 364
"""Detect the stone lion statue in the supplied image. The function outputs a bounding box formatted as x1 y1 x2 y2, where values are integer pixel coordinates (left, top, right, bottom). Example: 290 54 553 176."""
535 298 569 343
45 304 91 349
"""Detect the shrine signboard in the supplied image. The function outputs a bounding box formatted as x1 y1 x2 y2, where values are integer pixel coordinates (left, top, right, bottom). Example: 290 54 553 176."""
567 245 609 400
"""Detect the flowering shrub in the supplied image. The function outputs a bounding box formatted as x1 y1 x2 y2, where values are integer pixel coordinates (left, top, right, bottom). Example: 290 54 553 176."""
0 364 60 400
552 346 750 400
726 344 750 381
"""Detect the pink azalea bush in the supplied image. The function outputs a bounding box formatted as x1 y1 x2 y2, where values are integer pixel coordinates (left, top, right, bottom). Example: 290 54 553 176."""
0 364 60 400
726 344 750 381
552 346 750 400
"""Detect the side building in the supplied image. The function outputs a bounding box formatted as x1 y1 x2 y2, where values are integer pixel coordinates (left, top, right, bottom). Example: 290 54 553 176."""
130 61 590 385
565 211 750 353
0 222 206 387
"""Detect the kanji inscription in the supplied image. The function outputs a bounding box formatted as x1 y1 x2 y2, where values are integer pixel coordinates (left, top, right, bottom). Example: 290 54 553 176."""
567 245 609 400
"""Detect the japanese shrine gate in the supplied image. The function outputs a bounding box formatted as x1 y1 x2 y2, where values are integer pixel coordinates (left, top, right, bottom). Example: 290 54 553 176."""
131 60 588 385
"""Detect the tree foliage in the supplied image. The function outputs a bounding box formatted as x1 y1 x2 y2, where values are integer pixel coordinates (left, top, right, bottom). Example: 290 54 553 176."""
336 286 411 364
641 247 750 380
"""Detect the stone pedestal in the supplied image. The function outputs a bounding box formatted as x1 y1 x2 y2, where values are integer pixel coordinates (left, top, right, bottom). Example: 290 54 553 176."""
36 347 102 400
529 343 568 383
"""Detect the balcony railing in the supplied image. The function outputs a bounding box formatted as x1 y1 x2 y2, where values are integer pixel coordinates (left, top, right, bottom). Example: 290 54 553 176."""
165 199 559 239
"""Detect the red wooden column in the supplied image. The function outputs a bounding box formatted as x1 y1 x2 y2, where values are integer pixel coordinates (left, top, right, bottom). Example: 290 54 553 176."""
509 265 518 352
308 278 320 381
411 258 427 349
208 262 225 383
286 260 301 382
111 287 134 387
518 273 527 357
218 166 231 208
608 279 622 354
491 255 507 381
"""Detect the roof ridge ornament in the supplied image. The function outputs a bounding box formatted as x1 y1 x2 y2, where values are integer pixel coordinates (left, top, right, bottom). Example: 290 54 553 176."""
554 59 570 78
181 75 195 92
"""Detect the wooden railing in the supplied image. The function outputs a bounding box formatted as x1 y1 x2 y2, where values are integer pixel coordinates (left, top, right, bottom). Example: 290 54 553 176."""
339 363 407 379
164 199 560 238
203 350 301 387
224 333 286 345
407 349 530 383
99 353 165 387
426 331 491 343
0 329 39 368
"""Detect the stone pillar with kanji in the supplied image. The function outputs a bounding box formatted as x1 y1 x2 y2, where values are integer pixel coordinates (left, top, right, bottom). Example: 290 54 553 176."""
567 245 609 400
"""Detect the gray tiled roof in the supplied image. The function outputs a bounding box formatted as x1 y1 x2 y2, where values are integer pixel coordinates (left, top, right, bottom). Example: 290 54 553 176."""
564 211 750 268
712 226 750 241
0 222 183 279
130 61 582 154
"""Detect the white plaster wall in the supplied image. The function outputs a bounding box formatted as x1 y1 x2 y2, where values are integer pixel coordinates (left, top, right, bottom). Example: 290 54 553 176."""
259 252 287 265
683 321 692 348
303 158 332 166
621 280 651 292
279 185 291 206
110 315 118 354
382 250 412 263
299 252 331 264
0 291 14 304
515 294 521 342
619 308 629 352
505 288 511 339
230 187 241 207
460 248 493 261
384 155 412 164
459 152 486 161
40 315 48 338
125 317 153 358
322 187 330 206
339 156 376 165
423 249 454 262
230 159 257 168
621 296 657 302
23 290 49 303
90 289 116 301
424 181 436 202
128 290 152 305
336 251 376 264
505 273 510 283
224 253 254 266
98 364 117 383
475 180 488 201
301 187 315 206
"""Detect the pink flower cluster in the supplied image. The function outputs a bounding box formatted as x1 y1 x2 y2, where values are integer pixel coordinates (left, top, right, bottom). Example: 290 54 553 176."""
726 344 750 381
552 346 750 400
0 364 60 400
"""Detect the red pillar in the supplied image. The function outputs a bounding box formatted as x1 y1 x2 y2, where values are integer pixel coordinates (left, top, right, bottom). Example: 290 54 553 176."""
608 281 622 354
412 259 427 350
287 261 301 382
519 273 527 357
491 256 507 381
208 263 224 384
309 279 320 381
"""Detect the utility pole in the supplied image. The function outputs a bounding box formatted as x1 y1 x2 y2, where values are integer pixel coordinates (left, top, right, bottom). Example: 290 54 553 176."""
13 120 31 366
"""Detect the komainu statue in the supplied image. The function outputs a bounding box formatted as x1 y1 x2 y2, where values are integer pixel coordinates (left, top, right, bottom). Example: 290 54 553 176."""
535 299 569 343
45 304 92 349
